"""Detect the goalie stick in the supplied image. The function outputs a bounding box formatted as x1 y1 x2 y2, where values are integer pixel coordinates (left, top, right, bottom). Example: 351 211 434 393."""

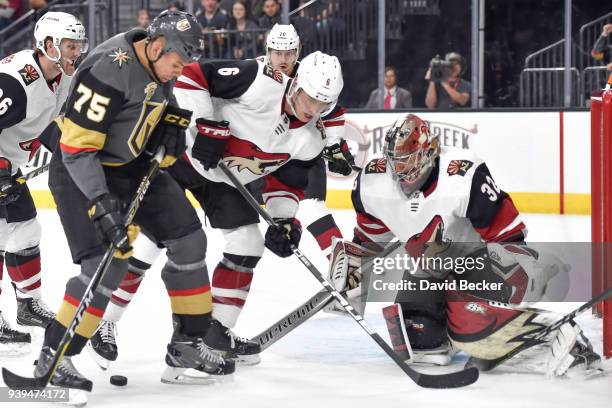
252 240 403 351
2 148 166 390
465 287 612 371
218 161 479 388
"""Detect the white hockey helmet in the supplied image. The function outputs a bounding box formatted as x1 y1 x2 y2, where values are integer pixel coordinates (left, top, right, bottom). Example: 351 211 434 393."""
288 51 343 117
266 24 300 52
34 12 88 65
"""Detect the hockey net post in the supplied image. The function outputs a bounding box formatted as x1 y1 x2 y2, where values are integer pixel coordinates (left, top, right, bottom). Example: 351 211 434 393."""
590 73 612 359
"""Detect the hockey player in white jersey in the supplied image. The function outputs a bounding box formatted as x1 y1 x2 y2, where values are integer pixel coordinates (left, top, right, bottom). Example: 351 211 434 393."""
330 113 601 376
253 24 354 259
87 50 344 369
0 11 87 353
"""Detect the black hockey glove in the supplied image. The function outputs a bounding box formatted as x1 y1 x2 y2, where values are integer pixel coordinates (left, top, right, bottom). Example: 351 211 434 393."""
324 138 355 176
147 104 192 168
265 218 302 258
192 118 231 170
0 158 21 206
88 194 132 255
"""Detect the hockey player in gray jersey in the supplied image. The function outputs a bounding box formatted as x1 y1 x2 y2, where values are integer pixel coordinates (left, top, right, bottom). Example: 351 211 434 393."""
27 10 234 393
0 11 86 353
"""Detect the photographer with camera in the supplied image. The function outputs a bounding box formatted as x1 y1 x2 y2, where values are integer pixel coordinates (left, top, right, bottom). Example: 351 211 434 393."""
425 52 471 109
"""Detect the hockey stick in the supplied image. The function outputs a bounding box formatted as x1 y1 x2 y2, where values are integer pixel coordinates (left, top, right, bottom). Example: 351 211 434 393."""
466 287 612 371
15 163 50 184
218 161 478 388
2 148 166 390
252 240 403 351
288 0 318 16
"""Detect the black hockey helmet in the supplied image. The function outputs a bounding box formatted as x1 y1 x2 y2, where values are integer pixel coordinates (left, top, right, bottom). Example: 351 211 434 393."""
147 10 203 62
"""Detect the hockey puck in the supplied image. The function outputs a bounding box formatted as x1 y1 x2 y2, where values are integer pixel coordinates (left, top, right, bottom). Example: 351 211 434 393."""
110 375 128 386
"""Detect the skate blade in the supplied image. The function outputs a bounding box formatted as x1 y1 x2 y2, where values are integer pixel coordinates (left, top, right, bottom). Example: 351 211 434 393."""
85 342 111 371
64 389 88 407
161 366 220 385
405 354 453 366
235 354 261 366
0 342 31 356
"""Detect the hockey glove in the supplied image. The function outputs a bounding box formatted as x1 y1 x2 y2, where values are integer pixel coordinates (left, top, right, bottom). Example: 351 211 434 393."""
0 158 21 206
88 194 134 256
324 138 355 176
147 105 192 168
264 218 302 258
192 118 231 170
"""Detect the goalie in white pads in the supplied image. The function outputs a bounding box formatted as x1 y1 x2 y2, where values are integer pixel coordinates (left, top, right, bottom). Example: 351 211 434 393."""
329 113 601 377
0 12 86 354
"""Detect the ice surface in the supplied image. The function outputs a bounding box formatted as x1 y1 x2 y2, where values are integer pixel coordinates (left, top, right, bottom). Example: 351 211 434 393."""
0 210 609 408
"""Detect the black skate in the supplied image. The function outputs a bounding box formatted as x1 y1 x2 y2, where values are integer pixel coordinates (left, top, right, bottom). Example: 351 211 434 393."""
86 320 118 370
205 319 261 365
162 333 236 385
13 284 55 329
0 312 31 355
35 346 93 392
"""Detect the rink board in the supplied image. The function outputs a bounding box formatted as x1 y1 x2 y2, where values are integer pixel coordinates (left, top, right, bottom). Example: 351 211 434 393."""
23 110 590 214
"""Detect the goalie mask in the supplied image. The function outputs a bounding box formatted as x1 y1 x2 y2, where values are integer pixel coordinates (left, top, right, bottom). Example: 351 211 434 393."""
383 114 440 196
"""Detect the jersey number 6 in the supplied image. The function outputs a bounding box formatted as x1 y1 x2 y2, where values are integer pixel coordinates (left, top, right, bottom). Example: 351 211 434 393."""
73 83 110 123
0 88 12 115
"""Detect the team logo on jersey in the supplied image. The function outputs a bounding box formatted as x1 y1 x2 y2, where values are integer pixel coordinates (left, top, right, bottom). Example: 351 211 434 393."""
176 18 191 31
223 137 290 175
19 138 42 161
109 48 132 68
18 64 40 86
364 158 387 174
465 302 486 315
263 64 283 83
447 159 473 176
1 54 15 64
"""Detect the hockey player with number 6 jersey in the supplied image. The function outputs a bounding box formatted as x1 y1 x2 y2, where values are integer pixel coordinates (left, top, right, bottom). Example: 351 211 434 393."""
330 113 601 376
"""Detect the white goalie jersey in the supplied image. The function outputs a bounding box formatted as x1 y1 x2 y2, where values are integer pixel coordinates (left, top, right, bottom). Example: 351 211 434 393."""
0 50 72 174
352 146 527 245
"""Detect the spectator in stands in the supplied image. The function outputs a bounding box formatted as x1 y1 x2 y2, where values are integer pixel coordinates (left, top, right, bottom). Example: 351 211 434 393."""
167 1 185 11
258 0 280 30
136 9 150 29
219 0 237 15
28 0 46 11
197 0 229 58
425 52 471 109
197 0 229 29
591 23 612 71
0 0 22 30
365 66 412 109
227 0 259 59
250 0 265 19
290 1 316 53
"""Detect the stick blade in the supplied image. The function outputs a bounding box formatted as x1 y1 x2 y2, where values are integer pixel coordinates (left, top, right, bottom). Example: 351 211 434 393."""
413 366 479 389
2 367 50 390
